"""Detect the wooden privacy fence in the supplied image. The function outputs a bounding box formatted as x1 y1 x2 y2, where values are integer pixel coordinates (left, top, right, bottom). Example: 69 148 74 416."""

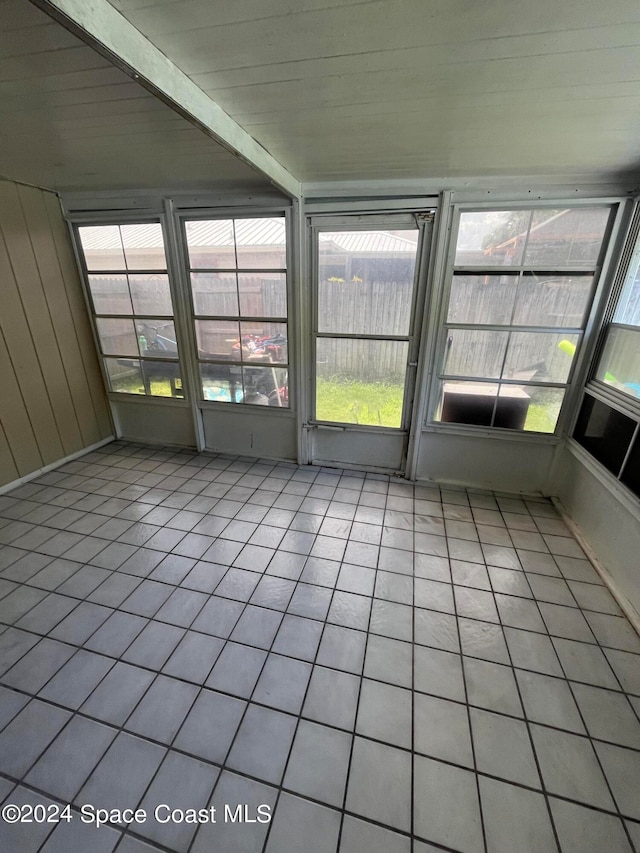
93 274 595 385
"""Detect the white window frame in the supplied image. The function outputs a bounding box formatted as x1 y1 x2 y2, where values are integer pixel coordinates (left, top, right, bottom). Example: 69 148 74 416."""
425 198 623 440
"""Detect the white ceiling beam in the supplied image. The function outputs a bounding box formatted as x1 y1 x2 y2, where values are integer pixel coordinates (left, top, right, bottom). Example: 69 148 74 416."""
29 0 302 198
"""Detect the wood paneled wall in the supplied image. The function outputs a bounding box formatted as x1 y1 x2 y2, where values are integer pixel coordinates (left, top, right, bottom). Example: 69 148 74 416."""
0 179 112 488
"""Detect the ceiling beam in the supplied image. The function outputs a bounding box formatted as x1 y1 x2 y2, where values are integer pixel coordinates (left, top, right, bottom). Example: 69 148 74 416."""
29 0 302 199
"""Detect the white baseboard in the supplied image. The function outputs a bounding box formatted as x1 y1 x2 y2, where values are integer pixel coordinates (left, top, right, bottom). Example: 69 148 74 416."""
0 436 115 496
552 496 640 638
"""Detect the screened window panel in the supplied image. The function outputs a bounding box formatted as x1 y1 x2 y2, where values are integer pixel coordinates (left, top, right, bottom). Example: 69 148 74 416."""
79 225 126 271
234 218 287 269
129 275 173 316
439 381 501 426
196 320 240 360
455 211 529 267
316 337 409 428
447 275 518 325
238 273 287 318
78 221 183 400
239 322 288 364
104 358 143 395
185 220 236 269
200 363 243 403
96 318 138 357
435 204 612 433
525 208 611 268
191 273 239 316
595 327 640 400
88 275 132 315
512 274 593 327
186 215 289 407
613 251 640 326
242 365 288 405
504 386 565 433
503 332 579 384
318 230 417 335
119 223 166 269
136 321 178 359
443 329 509 379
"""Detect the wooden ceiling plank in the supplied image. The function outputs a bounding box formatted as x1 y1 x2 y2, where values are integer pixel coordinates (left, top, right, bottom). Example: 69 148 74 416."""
30 0 302 196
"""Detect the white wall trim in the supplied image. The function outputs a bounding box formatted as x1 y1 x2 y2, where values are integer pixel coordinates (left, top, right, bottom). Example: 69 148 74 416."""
0 436 115 496
552 495 640 635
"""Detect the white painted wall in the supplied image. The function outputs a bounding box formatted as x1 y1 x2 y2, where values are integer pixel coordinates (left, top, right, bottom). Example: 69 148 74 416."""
416 430 559 494
551 441 640 622
112 399 196 448
201 408 297 461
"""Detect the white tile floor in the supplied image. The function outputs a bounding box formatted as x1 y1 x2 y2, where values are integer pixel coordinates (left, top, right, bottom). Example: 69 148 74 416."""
0 440 638 852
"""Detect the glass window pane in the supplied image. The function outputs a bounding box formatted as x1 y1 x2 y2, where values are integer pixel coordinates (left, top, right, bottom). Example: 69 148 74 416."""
613 247 640 327
141 360 182 397
186 220 236 269
129 274 173 316
525 207 610 268
315 338 409 428
595 327 640 400
455 211 530 267
242 366 289 406
196 320 240 361
447 275 518 325
620 434 640 499
96 318 138 356
88 275 132 315
238 273 287 318
318 230 418 335
512 274 592 327
442 329 509 379
574 395 635 475
191 272 239 317
78 225 126 271
201 363 243 402
104 357 144 394
136 320 178 359
240 322 288 364
119 223 166 270
503 332 579 383
235 218 286 269
437 381 500 426
514 386 565 433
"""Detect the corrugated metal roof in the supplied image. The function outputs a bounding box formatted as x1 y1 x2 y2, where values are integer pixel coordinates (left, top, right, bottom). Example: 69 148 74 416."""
80 221 417 255
319 231 418 254
79 219 287 252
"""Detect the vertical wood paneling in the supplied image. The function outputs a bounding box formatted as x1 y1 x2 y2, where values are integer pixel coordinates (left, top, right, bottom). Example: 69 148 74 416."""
19 185 100 447
0 420 19 486
0 181 80 455
0 179 112 489
43 191 113 438
0 327 41 476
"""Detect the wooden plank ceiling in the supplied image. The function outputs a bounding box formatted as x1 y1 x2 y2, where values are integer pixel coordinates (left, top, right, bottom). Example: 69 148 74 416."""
108 0 640 186
0 0 269 191
2 0 639 190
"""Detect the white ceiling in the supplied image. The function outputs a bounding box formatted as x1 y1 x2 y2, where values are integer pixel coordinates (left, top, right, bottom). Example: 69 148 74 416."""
0 0 269 192
1 0 639 192
108 0 640 187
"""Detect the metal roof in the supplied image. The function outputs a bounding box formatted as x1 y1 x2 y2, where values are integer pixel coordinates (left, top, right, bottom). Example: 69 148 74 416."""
319 231 418 254
79 221 417 255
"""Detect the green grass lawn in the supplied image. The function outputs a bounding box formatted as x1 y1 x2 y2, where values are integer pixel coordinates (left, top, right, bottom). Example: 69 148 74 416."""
523 400 561 433
110 374 177 397
316 378 405 427
316 378 561 433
